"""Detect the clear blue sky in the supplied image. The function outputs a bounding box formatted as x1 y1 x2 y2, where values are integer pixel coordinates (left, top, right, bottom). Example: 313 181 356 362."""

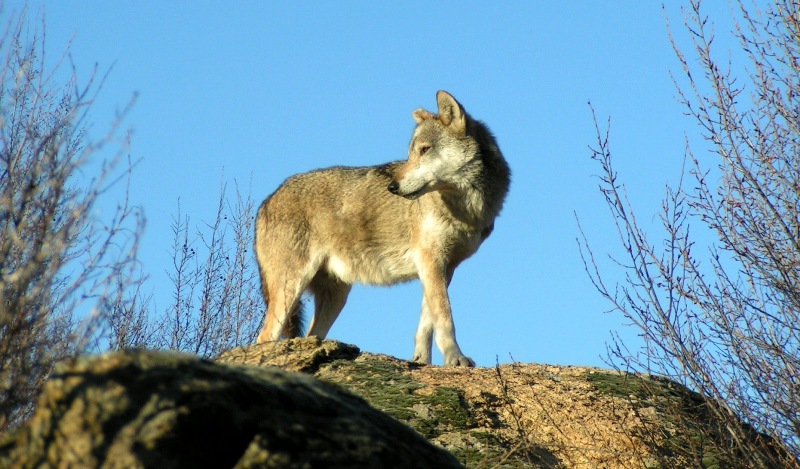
20 1 747 367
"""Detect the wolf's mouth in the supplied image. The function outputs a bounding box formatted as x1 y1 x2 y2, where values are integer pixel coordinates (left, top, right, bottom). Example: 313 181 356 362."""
400 189 425 200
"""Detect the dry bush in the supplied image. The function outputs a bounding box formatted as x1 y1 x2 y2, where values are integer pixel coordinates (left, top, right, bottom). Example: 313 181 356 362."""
159 182 263 357
1 6 271 435
106 182 264 358
579 1 799 466
0 10 141 431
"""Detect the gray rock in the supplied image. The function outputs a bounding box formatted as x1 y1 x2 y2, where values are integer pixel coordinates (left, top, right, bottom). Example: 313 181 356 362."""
0 349 463 468
216 336 360 373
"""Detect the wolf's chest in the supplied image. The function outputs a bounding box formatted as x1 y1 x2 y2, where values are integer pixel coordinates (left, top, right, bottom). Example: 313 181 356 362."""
418 213 485 255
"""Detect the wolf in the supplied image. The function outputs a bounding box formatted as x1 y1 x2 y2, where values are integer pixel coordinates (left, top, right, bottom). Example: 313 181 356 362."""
254 91 510 366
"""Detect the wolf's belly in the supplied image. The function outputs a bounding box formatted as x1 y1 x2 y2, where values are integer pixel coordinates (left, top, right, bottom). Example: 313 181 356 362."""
325 249 418 286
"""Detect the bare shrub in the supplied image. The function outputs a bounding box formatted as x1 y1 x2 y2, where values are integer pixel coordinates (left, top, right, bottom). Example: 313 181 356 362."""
161 182 263 357
579 1 799 466
104 278 154 351
0 11 141 431
108 182 264 358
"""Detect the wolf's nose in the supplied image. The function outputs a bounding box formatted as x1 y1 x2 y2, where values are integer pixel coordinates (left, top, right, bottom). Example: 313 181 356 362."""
387 181 399 194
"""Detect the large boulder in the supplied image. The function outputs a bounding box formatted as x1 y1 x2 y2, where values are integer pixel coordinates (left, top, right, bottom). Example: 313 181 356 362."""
222 338 793 468
0 349 462 468
3 338 791 468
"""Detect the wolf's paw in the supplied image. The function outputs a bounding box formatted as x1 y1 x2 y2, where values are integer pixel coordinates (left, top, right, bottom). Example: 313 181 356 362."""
445 355 476 367
412 353 432 365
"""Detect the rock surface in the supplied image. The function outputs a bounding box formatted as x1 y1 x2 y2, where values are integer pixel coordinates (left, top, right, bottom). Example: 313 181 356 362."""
2 337 786 468
0 347 461 468
221 338 768 468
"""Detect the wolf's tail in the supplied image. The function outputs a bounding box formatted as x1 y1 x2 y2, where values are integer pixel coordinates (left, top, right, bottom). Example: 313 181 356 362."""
284 300 305 338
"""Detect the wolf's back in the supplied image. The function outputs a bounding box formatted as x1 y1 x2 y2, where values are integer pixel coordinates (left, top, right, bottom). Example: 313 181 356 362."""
254 162 420 286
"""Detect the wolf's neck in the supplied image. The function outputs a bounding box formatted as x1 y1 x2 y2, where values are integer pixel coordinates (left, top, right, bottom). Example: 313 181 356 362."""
439 185 493 229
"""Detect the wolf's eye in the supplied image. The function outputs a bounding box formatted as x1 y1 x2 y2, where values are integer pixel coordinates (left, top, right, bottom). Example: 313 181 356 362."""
419 145 431 156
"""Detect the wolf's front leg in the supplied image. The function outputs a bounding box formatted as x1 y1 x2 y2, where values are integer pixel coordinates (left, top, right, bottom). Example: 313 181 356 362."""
413 298 434 364
419 265 475 367
437 332 476 367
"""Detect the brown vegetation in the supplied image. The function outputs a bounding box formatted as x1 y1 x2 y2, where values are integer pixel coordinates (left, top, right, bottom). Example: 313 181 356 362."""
0 9 140 431
579 1 800 466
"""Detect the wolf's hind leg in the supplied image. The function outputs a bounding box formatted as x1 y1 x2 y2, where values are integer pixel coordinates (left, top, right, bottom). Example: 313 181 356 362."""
306 272 351 339
257 264 316 343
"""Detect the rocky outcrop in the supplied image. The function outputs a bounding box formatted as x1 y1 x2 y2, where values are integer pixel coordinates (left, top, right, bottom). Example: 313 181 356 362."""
2 338 788 468
0 347 461 468
220 338 780 468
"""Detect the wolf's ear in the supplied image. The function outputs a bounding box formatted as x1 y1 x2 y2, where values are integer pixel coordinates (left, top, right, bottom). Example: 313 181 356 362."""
413 108 435 123
436 90 466 134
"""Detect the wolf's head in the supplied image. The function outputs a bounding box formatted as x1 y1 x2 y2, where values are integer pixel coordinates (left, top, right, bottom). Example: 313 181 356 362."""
387 91 483 200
